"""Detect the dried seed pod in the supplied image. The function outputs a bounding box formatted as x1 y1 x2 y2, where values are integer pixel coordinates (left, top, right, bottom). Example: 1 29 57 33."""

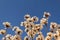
43 12 50 19
3 22 11 28
45 36 51 40
24 36 30 40
36 37 41 40
15 28 23 35
40 18 48 25
5 34 12 38
25 23 31 28
36 37 44 40
12 35 22 40
31 16 39 22
20 21 28 26
47 32 53 38
29 22 35 28
24 14 31 20
27 30 36 38
54 33 58 40
56 29 60 36
50 22 57 29
0 29 6 35
36 33 44 40
13 26 23 35
32 24 42 33
12 26 19 31
39 24 43 30
26 18 33 22
5 34 13 40
25 28 30 32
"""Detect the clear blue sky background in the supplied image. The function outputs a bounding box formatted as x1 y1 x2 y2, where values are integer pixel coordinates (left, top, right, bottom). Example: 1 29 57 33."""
0 0 60 40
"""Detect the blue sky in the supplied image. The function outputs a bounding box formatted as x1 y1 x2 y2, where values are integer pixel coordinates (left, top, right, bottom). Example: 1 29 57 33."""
0 0 60 40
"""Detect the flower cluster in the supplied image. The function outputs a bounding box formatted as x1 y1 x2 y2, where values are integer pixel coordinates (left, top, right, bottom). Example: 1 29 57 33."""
20 12 50 40
0 22 23 40
0 12 60 40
